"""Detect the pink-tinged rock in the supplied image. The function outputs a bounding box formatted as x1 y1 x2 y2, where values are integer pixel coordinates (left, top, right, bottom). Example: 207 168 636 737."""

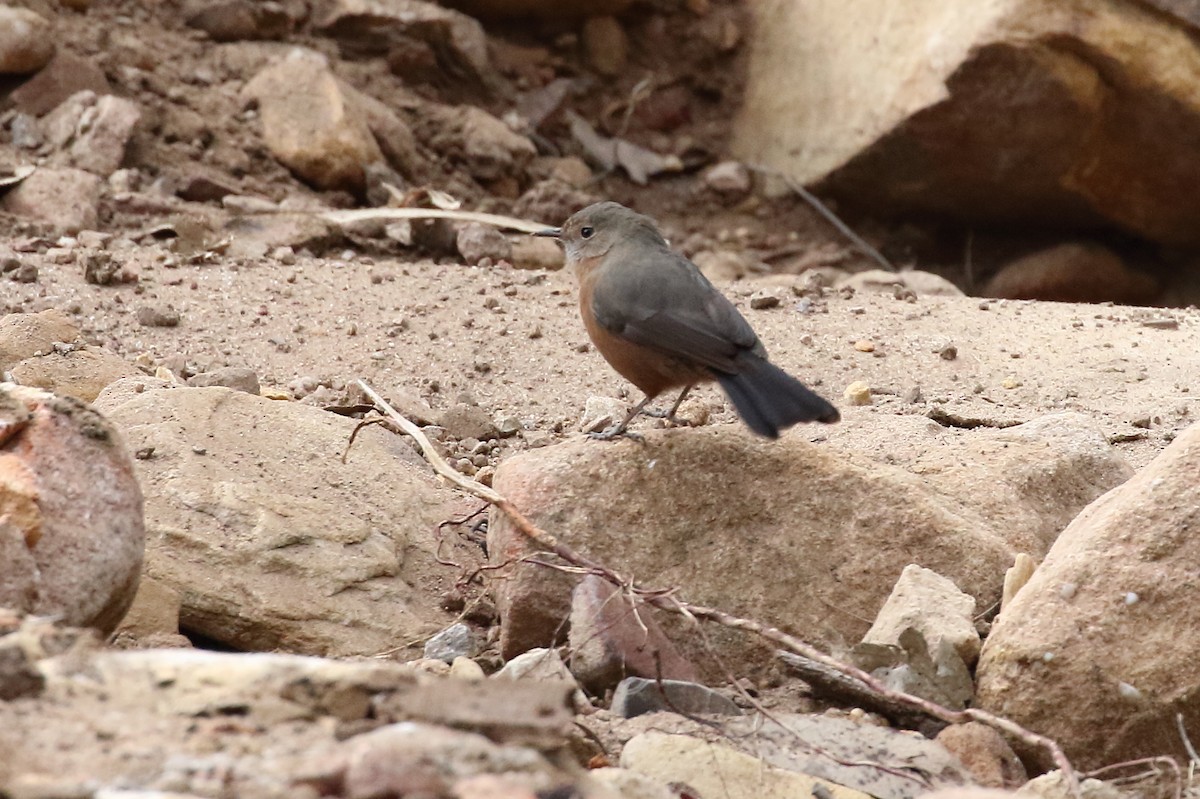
0 383 144 633
568 574 698 693
934 722 1026 790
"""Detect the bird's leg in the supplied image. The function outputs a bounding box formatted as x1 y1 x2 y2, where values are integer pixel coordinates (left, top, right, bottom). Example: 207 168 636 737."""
588 395 652 441
643 385 693 426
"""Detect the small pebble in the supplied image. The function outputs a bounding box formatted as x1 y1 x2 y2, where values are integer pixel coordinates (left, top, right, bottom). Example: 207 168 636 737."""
449 656 485 681
12 263 37 283
136 306 181 328
1001 376 1022 389
749 292 780 310
1117 682 1141 701
939 345 957 360
853 339 874 353
843 381 871 406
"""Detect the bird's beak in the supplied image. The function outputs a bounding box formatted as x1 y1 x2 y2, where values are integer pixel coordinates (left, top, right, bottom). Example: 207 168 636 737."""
534 227 561 238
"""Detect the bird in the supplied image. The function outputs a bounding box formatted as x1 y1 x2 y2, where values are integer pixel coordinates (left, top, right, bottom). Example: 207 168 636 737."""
536 201 839 439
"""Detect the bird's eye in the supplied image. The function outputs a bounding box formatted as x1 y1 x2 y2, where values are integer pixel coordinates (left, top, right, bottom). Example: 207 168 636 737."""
580 226 594 239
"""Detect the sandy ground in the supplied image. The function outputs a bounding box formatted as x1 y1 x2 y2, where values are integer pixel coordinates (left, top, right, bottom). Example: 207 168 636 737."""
8 243 1196 471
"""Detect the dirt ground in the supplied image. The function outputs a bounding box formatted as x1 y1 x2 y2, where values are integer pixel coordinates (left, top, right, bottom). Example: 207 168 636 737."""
2 1 1198 466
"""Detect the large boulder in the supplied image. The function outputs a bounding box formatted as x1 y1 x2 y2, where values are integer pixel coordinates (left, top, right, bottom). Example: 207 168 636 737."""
486 415 1130 668
0 383 144 633
976 420 1200 770
94 382 466 656
734 0 1200 245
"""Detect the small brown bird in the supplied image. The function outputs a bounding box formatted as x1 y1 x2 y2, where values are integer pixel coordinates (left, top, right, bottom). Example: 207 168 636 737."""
538 201 839 439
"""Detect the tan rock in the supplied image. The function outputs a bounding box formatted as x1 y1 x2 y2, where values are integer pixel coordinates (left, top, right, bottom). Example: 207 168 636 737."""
862 563 980 666
1000 552 1036 612
424 104 536 183
581 16 628 77
242 49 384 193
621 732 872 799
439 0 631 19
588 768 674 799
490 413 1129 667
693 249 753 282
510 236 564 270
42 91 142 177
0 167 101 233
734 0 1200 245
315 0 490 82
916 787 1022 791
488 428 1017 664
0 383 144 633
346 84 425 181
0 310 80 372
904 412 1135 556
9 343 142 400
983 242 1159 304
112 575 181 640
717 712 972 795
185 0 293 42
976 420 1200 770
94 384 462 657
449 656 485 680
9 346 143 403
839 268 964 297
0 6 53 74
224 211 344 260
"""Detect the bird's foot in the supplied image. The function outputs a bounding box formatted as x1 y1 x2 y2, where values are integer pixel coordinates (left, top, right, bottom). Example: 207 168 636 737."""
586 424 644 442
643 407 692 427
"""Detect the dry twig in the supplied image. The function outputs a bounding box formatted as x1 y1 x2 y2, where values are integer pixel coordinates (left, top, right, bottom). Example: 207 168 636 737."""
320 207 552 234
354 379 1082 798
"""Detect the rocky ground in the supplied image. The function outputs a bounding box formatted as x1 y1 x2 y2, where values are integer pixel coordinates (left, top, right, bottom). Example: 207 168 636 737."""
3 0 1200 798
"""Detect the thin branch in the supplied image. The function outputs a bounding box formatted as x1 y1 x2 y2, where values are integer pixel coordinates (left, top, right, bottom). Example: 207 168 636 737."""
1178 713 1200 764
784 178 895 273
319 207 552 234
1085 756 1181 799
354 379 1081 798
746 166 894 273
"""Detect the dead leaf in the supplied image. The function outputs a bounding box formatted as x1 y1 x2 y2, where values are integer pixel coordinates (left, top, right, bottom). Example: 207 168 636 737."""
566 111 682 185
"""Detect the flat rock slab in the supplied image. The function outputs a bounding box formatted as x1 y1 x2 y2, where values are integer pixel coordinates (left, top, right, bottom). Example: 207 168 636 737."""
94 382 465 657
621 731 873 799
2 646 582 797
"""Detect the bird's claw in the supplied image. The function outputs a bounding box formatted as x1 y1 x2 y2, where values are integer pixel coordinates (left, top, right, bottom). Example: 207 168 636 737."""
587 425 644 442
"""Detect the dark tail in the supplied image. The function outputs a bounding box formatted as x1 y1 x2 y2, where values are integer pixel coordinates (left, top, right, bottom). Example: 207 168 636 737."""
714 355 839 438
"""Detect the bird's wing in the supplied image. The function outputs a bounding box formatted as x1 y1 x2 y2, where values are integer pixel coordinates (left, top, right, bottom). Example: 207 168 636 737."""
591 248 762 374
